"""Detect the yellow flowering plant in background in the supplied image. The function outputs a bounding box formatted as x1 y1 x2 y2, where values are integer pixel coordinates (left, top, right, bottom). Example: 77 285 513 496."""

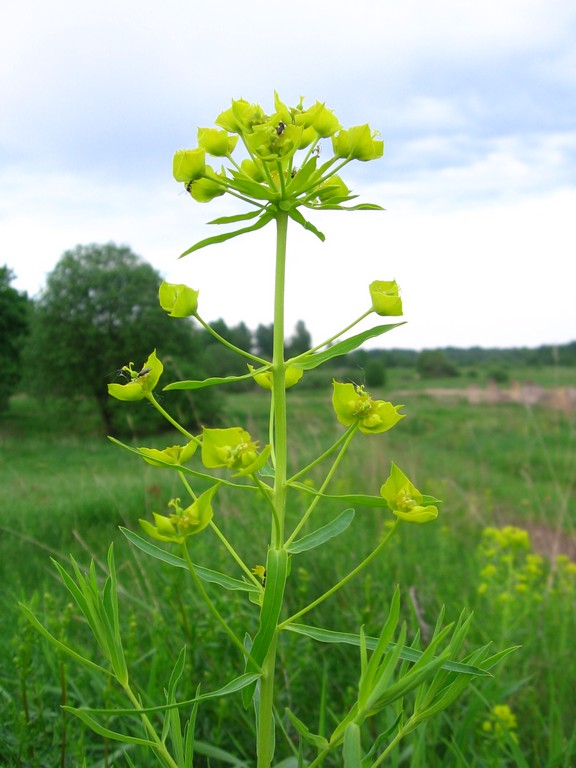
23 93 516 768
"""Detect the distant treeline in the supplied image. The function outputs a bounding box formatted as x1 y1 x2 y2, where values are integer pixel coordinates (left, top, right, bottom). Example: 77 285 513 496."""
347 342 576 369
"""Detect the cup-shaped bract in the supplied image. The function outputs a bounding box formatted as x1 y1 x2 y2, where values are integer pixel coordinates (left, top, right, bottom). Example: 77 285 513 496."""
380 463 439 523
369 280 403 316
108 350 163 401
332 381 404 434
159 281 199 317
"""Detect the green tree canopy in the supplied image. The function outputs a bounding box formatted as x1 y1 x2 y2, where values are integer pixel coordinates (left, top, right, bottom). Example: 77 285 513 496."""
0 266 31 412
22 243 211 433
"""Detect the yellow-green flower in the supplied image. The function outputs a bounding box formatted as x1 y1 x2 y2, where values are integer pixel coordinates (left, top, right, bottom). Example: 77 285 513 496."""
186 170 227 203
369 280 403 316
137 440 198 467
332 381 404 434
249 364 303 390
108 350 163 402
173 148 206 182
139 486 217 543
481 704 519 744
216 98 267 134
197 127 238 156
332 124 383 161
380 463 439 523
159 281 199 317
201 427 271 475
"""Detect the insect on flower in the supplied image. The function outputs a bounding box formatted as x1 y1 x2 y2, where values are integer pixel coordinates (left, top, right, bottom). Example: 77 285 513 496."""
276 121 286 136
137 366 152 378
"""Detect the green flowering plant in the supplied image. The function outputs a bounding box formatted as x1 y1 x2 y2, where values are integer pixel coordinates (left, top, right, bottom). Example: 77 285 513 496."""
23 93 515 768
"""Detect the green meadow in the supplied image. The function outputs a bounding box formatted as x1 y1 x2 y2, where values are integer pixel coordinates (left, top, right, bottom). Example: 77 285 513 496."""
1 367 575 766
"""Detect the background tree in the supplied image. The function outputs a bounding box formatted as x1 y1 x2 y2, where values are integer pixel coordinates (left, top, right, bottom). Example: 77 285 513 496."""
286 319 312 357
417 349 460 379
198 319 254 388
22 243 215 434
0 266 31 412
255 323 274 358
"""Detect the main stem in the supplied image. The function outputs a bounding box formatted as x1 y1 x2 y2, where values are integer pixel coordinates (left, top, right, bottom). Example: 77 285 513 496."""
256 211 289 768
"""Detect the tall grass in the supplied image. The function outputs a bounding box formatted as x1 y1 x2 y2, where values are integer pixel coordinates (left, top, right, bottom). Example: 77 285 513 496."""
1 380 575 766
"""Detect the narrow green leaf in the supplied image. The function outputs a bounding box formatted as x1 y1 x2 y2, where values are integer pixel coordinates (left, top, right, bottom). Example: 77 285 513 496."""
289 484 389 508
311 202 384 211
108 437 256 490
72 673 262 716
228 175 277 200
283 624 490 676
167 646 187 701
164 367 270 391
208 209 263 225
285 155 318 195
285 708 329 750
184 697 200 766
286 509 355 554
120 528 260 594
192 740 252 766
179 212 274 257
290 323 405 370
19 604 112 676
287 207 325 241
243 548 289 707
62 708 157 746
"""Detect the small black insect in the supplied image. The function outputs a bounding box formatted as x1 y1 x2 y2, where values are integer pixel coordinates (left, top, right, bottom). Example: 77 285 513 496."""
185 180 194 194
276 121 286 136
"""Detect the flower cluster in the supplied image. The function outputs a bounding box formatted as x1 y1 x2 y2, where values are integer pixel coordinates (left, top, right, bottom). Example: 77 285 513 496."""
477 525 544 602
107 350 163 402
332 381 404 435
480 704 519 745
173 93 384 253
380 463 439 523
139 487 218 544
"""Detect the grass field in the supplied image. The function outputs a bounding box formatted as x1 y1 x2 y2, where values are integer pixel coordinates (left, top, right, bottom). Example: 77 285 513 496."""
1 368 575 766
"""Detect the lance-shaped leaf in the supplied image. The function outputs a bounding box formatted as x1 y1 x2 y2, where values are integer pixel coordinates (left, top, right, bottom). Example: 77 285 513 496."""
242 548 289 707
289 323 404 370
120 528 260 594
289 484 442 510
310 202 384 211
69 671 262 717
283 623 491 677
179 211 274 257
284 155 318 195
164 367 271 391
287 207 326 241
286 508 355 554
207 209 264 225
285 708 329 751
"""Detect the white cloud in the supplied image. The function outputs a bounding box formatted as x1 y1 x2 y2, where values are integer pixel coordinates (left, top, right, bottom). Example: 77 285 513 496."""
1 0 575 350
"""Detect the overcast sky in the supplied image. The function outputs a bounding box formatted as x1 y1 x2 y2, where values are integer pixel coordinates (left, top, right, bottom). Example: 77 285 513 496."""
1 0 575 350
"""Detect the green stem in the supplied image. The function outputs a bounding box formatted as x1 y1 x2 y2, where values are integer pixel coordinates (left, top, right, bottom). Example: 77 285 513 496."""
177 470 261 586
290 309 373 361
285 424 358 547
271 211 289 548
194 313 269 365
122 683 180 768
146 393 196 441
256 210 289 768
210 520 262 588
180 544 259 669
278 520 400 630
287 424 356 484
